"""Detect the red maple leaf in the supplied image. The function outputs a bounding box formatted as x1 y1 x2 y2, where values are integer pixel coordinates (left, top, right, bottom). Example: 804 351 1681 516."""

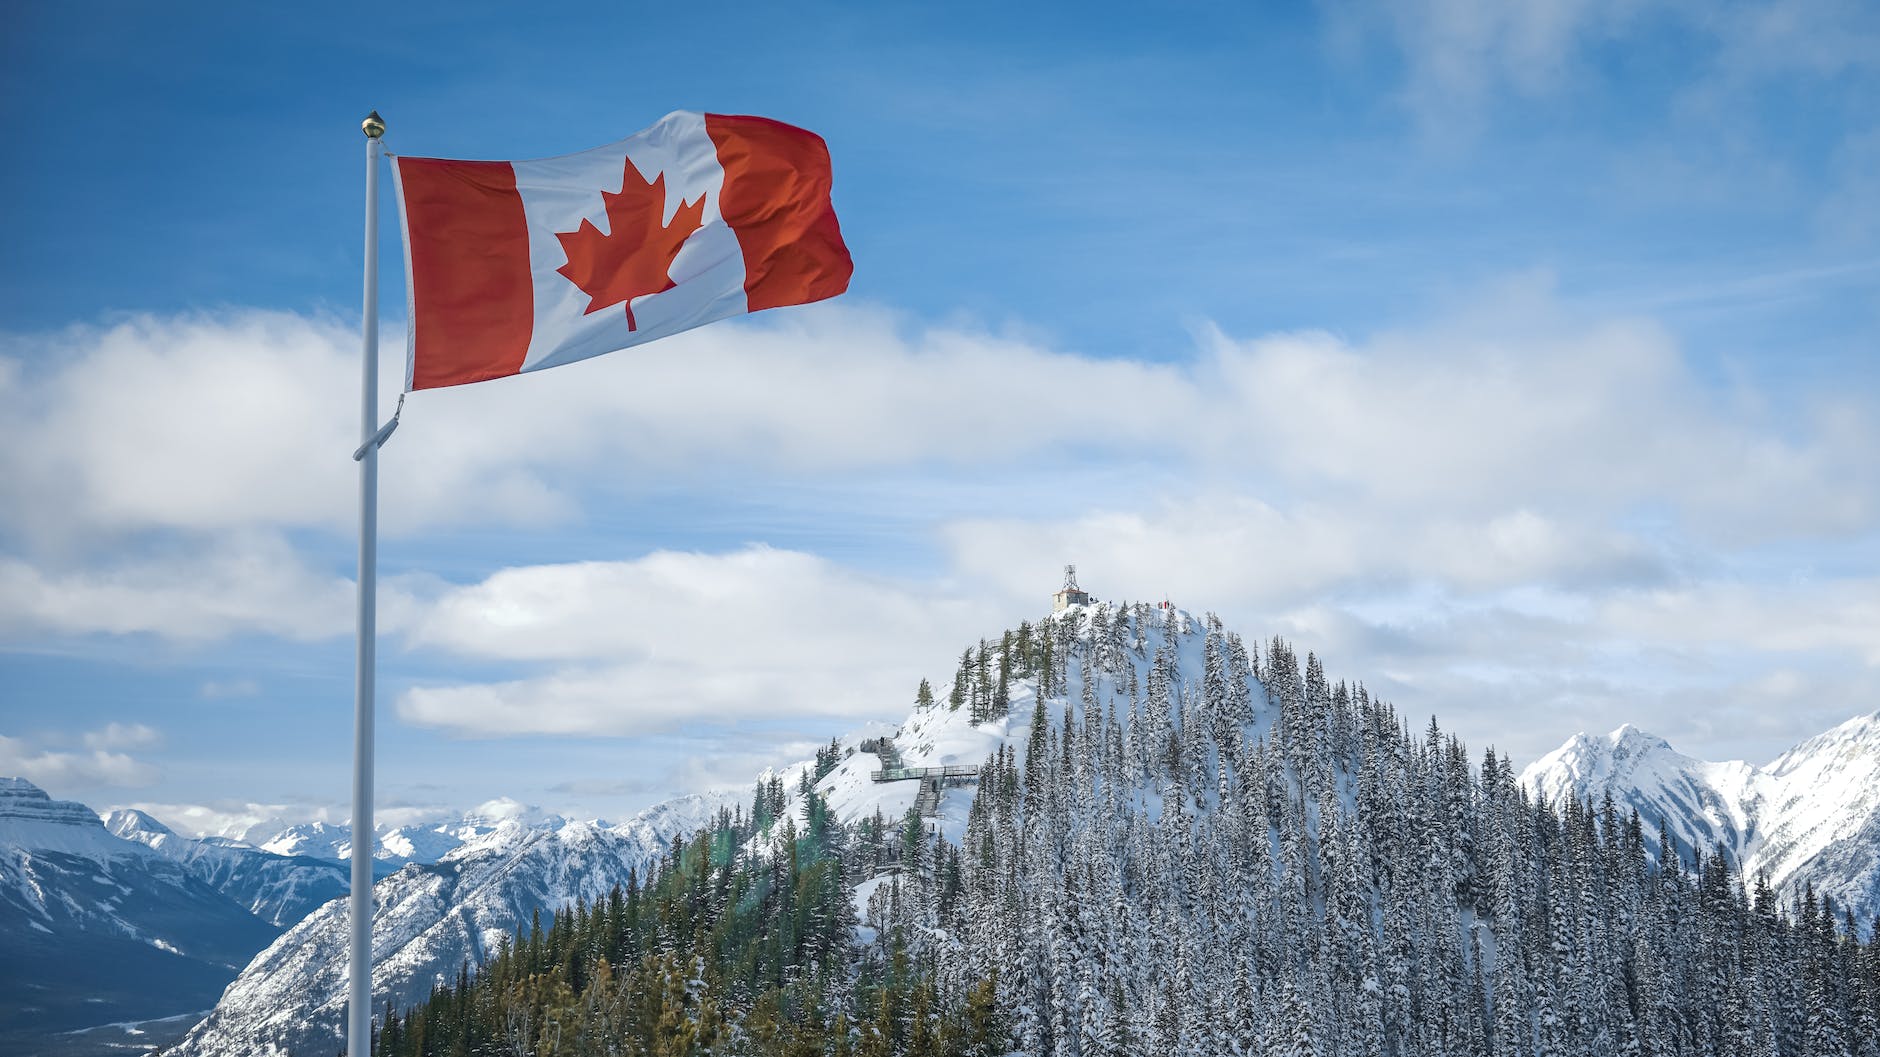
555 160 707 330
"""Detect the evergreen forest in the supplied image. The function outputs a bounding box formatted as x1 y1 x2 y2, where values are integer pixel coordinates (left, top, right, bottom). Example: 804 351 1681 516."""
372 604 1880 1057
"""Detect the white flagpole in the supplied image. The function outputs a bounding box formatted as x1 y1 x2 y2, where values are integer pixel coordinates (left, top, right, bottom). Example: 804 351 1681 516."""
351 108 386 1057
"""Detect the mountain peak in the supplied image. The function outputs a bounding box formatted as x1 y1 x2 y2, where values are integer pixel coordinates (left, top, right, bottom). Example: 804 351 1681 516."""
1523 710 1880 924
464 796 554 826
0 775 132 857
103 807 178 841
1522 723 1681 790
1607 723 1674 755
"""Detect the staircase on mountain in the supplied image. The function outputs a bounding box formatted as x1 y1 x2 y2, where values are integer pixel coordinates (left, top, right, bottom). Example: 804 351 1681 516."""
863 737 975 817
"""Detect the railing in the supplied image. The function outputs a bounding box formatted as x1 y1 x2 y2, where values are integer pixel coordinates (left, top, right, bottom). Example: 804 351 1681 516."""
870 764 982 783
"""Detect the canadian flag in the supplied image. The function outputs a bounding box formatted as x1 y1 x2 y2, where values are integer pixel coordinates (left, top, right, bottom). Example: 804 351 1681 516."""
390 112 852 391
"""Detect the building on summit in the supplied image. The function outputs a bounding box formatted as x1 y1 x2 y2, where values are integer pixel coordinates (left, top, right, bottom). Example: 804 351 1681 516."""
1053 564 1091 612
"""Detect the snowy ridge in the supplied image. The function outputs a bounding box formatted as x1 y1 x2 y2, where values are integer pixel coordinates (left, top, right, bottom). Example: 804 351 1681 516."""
1519 709 1880 924
167 792 735 1057
814 604 1239 843
0 775 145 861
238 799 566 869
105 807 350 927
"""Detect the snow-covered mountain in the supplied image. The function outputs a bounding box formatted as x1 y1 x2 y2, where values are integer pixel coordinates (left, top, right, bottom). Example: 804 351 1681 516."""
104 807 349 927
1520 709 1880 926
232 797 564 871
0 777 282 1054
175 605 1238 1057
157 601 1880 1056
167 792 732 1057
0 778 631 1054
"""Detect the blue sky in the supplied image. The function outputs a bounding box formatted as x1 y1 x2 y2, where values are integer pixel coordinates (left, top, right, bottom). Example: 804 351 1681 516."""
3 0 1878 834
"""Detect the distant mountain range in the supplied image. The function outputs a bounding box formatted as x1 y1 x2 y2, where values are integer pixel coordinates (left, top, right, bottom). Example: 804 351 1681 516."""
103 808 349 928
0 778 656 1055
165 792 732 1057
7 614 1876 1055
0 777 282 1055
167 635 1880 1056
218 797 566 871
1520 710 1880 929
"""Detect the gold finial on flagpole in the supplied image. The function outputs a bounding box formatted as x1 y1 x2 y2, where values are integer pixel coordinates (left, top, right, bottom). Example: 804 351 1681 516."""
362 110 386 139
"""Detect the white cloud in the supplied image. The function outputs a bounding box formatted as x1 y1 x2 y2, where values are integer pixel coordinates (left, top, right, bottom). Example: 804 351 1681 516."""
0 733 160 791
1328 0 1880 131
1324 0 1646 128
942 495 1662 608
7 288 1872 649
661 738 832 797
544 735 829 802
82 722 162 751
0 532 361 642
0 306 1188 549
0 310 597 547
7 291 1870 556
1191 590 1880 769
0 312 363 543
6 288 1878 784
1188 286 1877 539
1602 579 1880 664
398 546 1000 737
0 305 1188 645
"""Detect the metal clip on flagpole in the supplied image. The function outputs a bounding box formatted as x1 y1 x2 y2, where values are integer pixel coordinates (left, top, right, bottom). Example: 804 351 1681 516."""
353 392 404 462
350 108 385 1057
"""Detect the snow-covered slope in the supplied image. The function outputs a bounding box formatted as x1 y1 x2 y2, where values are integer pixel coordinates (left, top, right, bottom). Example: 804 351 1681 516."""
1760 712 1880 919
247 819 354 860
0 778 281 1053
105 807 350 927
816 604 1234 838
168 792 733 1057
1520 710 1880 924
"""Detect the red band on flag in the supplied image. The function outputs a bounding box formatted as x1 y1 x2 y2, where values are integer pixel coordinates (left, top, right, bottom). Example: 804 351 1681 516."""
705 114 853 313
394 158 534 390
